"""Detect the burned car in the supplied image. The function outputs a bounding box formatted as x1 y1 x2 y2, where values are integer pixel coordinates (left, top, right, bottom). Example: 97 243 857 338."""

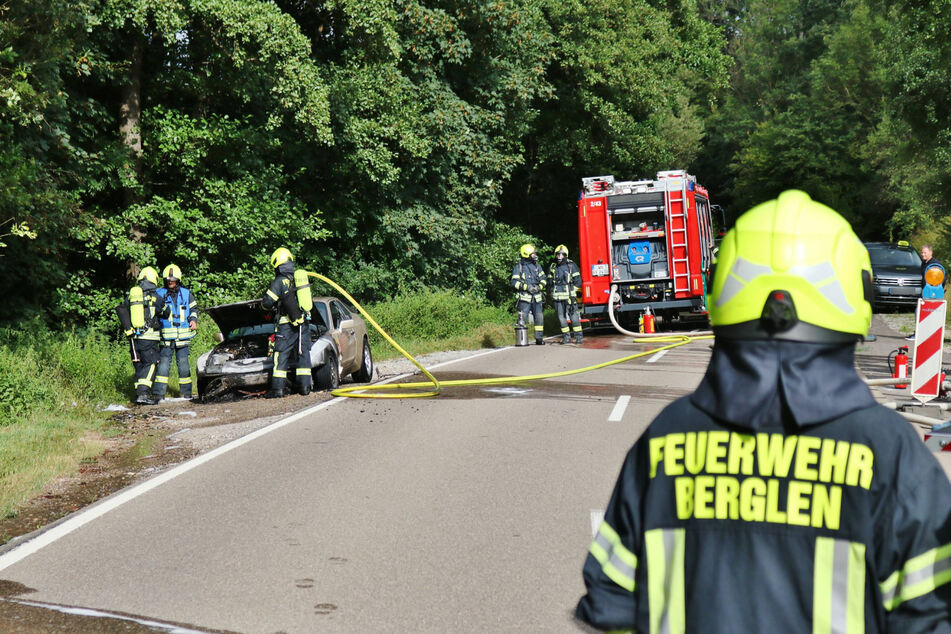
196 296 373 399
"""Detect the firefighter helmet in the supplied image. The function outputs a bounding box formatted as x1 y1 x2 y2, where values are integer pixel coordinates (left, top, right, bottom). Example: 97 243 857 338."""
555 244 569 257
136 266 159 286
162 264 182 282
270 247 294 268
708 190 872 342
520 244 536 259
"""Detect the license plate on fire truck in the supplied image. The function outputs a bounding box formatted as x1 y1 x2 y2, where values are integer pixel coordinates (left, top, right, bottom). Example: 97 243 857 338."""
591 264 609 277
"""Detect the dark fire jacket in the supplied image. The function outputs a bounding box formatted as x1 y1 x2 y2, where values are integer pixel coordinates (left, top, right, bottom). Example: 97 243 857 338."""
576 339 951 633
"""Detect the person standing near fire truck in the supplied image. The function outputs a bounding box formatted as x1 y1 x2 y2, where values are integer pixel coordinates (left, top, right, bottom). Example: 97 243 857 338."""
549 244 583 344
118 266 169 405
261 247 313 398
153 264 198 401
576 190 951 632
511 244 547 345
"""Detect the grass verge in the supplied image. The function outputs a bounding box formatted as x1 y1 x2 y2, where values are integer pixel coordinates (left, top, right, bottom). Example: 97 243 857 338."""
0 325 130 518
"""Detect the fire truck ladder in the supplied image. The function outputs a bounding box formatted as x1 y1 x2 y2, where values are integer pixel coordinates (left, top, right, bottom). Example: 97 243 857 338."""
665 181 691 294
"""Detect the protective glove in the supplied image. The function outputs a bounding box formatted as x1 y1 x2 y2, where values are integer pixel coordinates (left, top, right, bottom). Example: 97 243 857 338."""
529 285 540 294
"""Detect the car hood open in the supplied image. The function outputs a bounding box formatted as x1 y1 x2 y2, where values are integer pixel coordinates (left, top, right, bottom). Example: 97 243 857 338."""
204 299 276 335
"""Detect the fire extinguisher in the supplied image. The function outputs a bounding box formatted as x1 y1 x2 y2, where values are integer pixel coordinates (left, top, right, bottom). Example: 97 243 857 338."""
889 346 909 389
643 306 656 334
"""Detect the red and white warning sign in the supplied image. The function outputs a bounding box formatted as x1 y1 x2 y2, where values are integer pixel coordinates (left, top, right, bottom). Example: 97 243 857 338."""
910 299 947 403
923 431 951 452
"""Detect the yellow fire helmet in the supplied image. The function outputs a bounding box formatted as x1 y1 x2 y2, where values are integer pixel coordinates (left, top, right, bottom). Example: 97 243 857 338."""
555 244 569 257
519 244 536 258
269 247 294 269
136 266 160 286
162 264 182 282
708 190 873 342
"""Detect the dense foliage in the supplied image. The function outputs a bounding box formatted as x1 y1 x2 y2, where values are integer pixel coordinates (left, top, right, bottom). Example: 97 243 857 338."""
696 0 951 250
0 0 728 328
3 0 950 331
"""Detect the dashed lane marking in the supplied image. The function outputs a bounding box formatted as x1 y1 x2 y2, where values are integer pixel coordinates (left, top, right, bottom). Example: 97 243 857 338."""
591 509 604 537
646 349 668 363
608 395 631 422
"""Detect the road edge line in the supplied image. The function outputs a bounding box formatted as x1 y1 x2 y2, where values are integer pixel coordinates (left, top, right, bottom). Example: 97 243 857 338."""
0 346 509 571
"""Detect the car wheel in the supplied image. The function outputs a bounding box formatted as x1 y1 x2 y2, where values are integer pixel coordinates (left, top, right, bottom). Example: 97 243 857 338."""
315 351 340 391
351 337 374 383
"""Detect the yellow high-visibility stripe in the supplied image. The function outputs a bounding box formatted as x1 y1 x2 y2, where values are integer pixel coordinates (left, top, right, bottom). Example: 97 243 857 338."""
646 528 685 634
881 542 951 610
813 537 865 634
589 522 637 593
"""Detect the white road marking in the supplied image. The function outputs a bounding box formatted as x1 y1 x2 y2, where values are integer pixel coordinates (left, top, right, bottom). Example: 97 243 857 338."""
590 509 604 537
646 349 667 363
1 598 208 633
608 395 631 422
0 346 509 572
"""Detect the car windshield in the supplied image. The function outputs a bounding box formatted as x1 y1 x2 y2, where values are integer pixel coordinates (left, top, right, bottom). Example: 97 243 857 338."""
315 303 330 329
867 245 921 268
226 323 276 339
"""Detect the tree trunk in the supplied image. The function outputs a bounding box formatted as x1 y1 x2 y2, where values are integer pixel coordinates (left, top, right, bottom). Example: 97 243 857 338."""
120 31 145 278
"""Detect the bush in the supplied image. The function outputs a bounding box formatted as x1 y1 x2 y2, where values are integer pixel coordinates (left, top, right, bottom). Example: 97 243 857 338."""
0 345 58 422
363 290 513 341
357 289 514 357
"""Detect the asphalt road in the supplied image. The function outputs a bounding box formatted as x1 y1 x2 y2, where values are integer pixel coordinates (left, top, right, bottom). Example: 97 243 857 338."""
0 331 715 632
1 316 947 633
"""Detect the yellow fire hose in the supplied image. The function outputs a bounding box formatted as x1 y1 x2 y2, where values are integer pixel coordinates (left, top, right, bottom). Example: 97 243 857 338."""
309 272 714 399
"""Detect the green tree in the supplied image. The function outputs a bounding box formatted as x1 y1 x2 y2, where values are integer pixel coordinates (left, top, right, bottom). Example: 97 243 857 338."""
501 0 731 241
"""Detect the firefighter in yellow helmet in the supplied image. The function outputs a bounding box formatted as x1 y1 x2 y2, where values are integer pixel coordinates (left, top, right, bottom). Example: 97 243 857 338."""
510 243 547 345
549 244 583 344
261 247 313 397
117 266 170 405
152 264 199 401
577 191 951 632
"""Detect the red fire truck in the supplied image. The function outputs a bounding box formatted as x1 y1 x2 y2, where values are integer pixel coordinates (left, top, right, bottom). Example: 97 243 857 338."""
577 170 718 330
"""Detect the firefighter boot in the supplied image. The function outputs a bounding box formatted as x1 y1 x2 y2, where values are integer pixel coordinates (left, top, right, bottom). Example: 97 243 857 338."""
535 338 545 346
266 378 286 399
562 333 570 345
135 388 158 406
574 332 583 344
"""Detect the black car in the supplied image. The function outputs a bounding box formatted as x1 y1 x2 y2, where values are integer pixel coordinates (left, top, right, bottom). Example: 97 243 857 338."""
865 241 922 311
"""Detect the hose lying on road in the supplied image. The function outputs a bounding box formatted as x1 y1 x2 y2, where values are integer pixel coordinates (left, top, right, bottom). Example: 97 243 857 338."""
308 272 713 399
607 284 714 338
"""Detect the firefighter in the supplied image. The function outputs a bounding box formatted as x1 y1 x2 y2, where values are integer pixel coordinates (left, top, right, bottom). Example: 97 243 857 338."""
261 247 313 398
511 244 547 345
549 244 583 344
576 190 951 632
120 266 169 405
153 264 198 401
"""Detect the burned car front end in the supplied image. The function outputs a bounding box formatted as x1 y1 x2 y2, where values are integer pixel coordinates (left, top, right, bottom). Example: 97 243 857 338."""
196 299 338 399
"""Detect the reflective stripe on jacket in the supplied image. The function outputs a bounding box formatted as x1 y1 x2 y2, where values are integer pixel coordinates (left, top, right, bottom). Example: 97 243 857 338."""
510 259 546 303
262 265 304 326
549 259 581 302
156 286 197 342
576 398 951 634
